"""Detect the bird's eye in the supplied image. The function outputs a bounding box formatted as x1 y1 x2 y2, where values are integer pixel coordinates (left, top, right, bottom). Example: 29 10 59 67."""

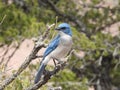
60 27 66 30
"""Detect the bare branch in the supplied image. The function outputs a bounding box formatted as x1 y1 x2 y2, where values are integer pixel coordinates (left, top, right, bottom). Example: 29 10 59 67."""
0 45 10 65
0 15 6 26
114 56 120 70
4 39 25 71
44 0 120 37
0 23 55 90
25 49 73 90
78 1 120 10
43 0 90 37
95 19 120 32
25 62 66 90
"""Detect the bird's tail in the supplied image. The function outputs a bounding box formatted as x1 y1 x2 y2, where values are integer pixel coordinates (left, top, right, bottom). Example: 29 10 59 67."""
34 63 46 84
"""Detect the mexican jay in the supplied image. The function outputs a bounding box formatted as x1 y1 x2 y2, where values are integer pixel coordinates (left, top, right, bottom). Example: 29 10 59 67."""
34 23 72 84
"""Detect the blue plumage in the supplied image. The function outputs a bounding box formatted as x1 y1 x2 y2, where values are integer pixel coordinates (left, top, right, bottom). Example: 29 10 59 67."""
34 23 72 84
43 35 60 58
43 23 72 58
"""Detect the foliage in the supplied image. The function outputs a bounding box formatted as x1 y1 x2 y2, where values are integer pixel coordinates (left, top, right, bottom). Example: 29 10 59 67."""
0 1 50 44
0 0 120 90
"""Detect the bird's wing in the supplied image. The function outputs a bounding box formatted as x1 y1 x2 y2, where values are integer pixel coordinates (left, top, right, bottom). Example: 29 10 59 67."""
43 35 60 58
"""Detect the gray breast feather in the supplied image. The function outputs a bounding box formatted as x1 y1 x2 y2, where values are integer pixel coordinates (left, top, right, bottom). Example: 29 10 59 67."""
49 34 72 59
60 35 72 46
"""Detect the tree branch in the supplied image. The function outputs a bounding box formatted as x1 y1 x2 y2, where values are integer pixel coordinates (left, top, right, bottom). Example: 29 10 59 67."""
25 62 66 90
78 1 120 10
0 23 55 90
25 48 73 90
43 0 91 37
95 19 120 32
43 0 120 37
4 39 25 71
0 15 6 26
0 45 10 65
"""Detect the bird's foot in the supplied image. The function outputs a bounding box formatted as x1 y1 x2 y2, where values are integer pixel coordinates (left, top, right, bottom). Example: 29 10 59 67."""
57 61 67 70
43 70 54 80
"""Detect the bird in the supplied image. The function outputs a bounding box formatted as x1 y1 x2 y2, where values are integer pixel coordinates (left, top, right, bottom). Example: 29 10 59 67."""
34 23 72 84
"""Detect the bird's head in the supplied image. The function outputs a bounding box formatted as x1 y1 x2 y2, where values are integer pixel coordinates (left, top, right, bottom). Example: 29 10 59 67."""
55 23 72 36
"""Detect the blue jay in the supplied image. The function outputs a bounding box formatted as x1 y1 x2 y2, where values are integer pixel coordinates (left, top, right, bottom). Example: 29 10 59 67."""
34 23 72 84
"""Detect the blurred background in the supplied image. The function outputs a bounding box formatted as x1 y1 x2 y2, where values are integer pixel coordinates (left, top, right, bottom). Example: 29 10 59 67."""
0 0 120 90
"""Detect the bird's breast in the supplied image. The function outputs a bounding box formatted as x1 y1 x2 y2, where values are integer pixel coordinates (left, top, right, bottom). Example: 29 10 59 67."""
49 35 72 59
60 35 72 46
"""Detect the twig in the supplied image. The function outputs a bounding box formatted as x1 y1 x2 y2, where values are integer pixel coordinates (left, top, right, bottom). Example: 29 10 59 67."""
51 16 58 40
78 2 119 10
114 56 120 70
113 44 120 57
0 23 55 90
95 19 120 32
43 0 90 37
0 15 6 26
31 55 43 60
4 39 24 71
25 49 73 90
0 45 10 65
44 0 120 37
25 62 66 90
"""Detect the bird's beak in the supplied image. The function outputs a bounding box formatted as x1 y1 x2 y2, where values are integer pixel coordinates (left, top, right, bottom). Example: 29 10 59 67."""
55 27 61 30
